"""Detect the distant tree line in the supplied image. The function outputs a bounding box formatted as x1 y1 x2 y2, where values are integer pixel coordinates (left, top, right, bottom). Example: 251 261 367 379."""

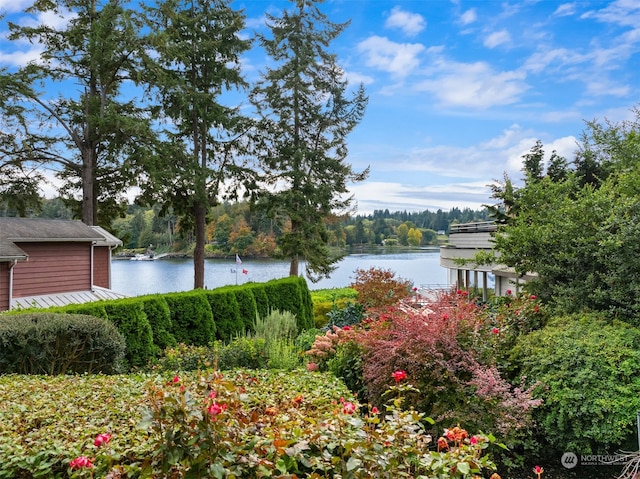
0 197 490 255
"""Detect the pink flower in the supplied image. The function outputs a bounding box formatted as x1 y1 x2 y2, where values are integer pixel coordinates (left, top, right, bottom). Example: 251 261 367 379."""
69 456 94 470
470 436 478 445
530 295 537 300
172 375 180 383
492 327 500 335
93 433 111 447
506 289 512 295
342 326 352 331
342 401 356 415
533 465 544 476
207 402 227 417
391 370 407 382
371 406 379 414
413 287 418 292
306 362 319 372
208 391 217 399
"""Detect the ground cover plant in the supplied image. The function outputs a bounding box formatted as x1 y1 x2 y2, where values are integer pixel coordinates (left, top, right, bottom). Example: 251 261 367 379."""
0 368 502 478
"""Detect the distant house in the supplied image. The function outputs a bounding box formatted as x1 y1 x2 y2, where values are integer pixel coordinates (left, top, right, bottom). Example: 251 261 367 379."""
0 218 125 312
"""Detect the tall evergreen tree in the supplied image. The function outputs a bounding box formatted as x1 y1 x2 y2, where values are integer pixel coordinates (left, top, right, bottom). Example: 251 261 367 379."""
140 0 251 289
250 0 368 280
0 0 153 226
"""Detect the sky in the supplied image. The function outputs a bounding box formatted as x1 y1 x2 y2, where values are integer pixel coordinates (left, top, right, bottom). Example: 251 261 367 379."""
1 0 639 215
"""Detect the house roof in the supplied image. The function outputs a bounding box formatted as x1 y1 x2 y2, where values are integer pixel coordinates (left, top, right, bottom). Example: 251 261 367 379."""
0 218 122 261
11 286 128 310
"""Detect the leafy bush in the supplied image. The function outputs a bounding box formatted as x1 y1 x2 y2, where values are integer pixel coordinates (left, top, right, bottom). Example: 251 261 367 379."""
324 301 365 330
203 289 243 341
217 336 268 370
253 309 300 369
512 314 640 456
0 313 125 375
350 266 412 308
140 295 176 352
352 291 540 462
140 371 501 478
154 343 218 372
103 299 155 368
164 291 216 346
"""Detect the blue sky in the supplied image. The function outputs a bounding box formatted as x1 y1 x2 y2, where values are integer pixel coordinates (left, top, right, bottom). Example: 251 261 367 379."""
1 0 639 215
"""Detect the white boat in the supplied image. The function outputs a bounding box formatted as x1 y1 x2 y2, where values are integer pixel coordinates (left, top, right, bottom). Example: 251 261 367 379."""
130 253 167 261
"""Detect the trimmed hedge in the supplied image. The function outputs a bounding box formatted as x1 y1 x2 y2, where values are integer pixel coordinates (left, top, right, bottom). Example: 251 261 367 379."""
0 277 315 371
164 291 216 346
0 313 125 374
103 299 155 368
229 287 258 332
140 295 176 352
203 289 243 342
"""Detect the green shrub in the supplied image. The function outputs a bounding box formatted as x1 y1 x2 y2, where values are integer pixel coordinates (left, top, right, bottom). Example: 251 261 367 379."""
263 276 314 330
140 295 176 352
327 340 367 401
154 343 218 372
217 337 268 370
0 313 125 374
164 291 215 346
203 290 243 342
246 284 269 320
103 299 155 368
512 313 640 456
324 301 365 331
230 287 258 332
253 309 300 370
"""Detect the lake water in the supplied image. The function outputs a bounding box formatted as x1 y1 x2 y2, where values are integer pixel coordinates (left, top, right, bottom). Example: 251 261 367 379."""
110 250 449 296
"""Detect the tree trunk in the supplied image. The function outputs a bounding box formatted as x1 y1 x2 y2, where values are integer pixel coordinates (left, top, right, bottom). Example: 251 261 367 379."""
289 255 299 277
193 201 206 289
81 149 94 226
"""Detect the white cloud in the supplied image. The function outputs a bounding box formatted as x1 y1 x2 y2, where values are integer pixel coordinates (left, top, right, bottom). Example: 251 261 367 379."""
553 3 577 17
357 36 425 77
0 0 31 13
483 29 511 48
414 60 528 109
460 9 477 25
581 0 640 28
384 7 426 37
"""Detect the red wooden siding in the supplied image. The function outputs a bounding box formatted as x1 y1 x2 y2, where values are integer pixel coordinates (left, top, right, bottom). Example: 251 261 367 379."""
0 263 9 311
93 246 111 288
11 242 92 298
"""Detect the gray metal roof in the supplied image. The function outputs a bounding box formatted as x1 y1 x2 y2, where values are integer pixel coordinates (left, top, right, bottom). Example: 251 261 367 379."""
11 286 128 310
0 218 122 261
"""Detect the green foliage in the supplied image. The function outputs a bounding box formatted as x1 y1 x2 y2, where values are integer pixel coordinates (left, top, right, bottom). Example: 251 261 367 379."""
103 299 155 368
324 301 365 330
490 110 640 322
217 337 268 370
0 374 150 479
512 314 640 455
246 283 270 320
164 292 216 346
263 276 315 330
203 289 243 342
229 286 259 331
140 295 176 352
0 313 125 375
311 287 358 328
253 309 300 370
327 340 367 402
249 0 368 280
140 370 499 478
